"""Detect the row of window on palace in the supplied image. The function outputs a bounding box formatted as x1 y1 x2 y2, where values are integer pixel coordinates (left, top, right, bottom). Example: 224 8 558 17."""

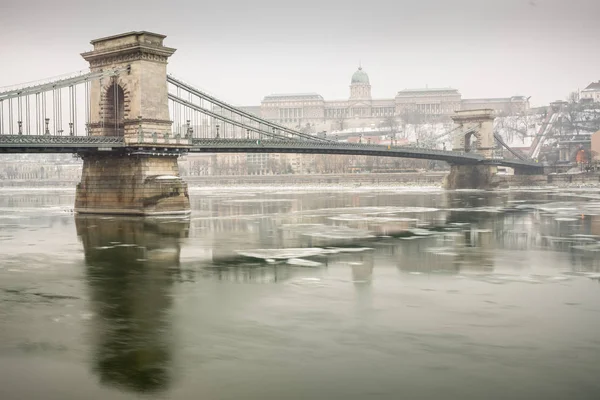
277 107 396 119
271 102 501 121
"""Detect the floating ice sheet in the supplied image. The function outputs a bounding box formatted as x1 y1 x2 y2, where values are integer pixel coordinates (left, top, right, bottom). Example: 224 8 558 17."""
236 246 373 261
286 258 323 267
280 224 375 240
571 243 600 252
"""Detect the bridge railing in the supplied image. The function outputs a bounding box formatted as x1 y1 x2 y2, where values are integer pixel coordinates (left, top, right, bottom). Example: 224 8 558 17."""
0 134 543 168
0 134 124 146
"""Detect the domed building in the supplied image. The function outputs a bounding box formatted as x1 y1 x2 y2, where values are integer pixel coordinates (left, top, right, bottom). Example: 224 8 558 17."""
254 66 528 133
350 66 371 100
259 66 397 131
351 67 370 84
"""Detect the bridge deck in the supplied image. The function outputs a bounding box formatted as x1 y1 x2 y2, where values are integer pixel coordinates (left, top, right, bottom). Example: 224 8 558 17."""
0 135 542 170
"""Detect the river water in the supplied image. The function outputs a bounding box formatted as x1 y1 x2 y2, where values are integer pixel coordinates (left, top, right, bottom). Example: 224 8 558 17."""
1 185 600 399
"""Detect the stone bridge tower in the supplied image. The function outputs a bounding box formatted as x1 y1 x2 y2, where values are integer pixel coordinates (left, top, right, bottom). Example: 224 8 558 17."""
451 109 495 158
75 32 191 215
445 109 498 189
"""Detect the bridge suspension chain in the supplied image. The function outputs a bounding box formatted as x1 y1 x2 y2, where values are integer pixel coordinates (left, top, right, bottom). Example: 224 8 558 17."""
168 90 293 141
166 75 332 143
0 67 129 137
0 67 129 102
492 131 528 161
169 94 293 141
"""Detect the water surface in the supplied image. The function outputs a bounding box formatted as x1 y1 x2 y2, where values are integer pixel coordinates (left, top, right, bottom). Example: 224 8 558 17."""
1 186 600 399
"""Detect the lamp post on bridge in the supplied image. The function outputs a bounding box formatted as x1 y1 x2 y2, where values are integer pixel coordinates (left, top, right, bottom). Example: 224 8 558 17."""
186 119 193 138
215 123 220 139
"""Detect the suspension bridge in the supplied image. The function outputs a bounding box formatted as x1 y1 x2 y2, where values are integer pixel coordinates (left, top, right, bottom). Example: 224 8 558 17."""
0 31 542 215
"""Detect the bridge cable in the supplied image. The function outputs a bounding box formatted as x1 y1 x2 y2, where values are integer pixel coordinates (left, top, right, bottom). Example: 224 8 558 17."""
493 131 528 161
9 98 13 135
169 94 292 141
167 75 331 143
0 67 129 102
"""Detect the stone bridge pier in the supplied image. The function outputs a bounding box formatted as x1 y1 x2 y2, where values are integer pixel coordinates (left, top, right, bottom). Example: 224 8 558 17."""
75 32 190 215
444 109 497 190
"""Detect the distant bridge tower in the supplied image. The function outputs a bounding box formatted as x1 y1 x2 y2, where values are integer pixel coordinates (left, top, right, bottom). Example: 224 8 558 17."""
451 109 495 159
75 32 191 215
445 109 497 189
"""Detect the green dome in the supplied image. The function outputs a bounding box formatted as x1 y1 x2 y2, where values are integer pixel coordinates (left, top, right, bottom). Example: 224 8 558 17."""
351 66 369 84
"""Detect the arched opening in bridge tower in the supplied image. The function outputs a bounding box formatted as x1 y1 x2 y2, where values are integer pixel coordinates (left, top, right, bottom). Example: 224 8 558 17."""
105 82 125 136
465 132 477 153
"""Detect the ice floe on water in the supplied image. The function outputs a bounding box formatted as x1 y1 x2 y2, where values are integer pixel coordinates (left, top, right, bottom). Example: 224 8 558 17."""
584 273 600 281
237 248 328 260
236 246 373 262
329 247 374 253
425 247 460 257
221 198 296 205
571 234 600 239
0 206 74 216
407 228 438 236
447 207 504 213
286 258 323 267
293 206 439 217
94 244 139 250
571 243 600 252
285 277 327 288
189 185 444 195
466 273 576 285
280 223 375 240
327 215 418 224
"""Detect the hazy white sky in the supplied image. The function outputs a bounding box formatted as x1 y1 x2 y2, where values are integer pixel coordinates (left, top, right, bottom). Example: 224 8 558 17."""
1 0 598 107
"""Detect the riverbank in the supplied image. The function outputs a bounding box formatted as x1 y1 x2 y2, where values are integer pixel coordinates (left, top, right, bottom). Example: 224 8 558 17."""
184 172 448 187
0 172 448 188
493 172 600 189
1 171 599 189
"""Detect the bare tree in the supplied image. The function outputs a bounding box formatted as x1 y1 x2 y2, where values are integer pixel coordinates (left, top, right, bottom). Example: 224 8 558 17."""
568 91 580 104
381 116 400 141
560 97 600 136
337 112 348 131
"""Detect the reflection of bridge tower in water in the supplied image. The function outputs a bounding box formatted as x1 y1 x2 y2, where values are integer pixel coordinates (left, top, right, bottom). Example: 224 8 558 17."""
350 255 375 285
75 32 191 215
395 228 495 274
76 216 189 394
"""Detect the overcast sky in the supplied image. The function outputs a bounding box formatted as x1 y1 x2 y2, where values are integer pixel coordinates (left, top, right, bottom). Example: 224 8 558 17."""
1 0 598 107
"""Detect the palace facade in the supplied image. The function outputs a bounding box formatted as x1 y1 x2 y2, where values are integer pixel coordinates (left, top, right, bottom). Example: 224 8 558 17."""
246 66 529 132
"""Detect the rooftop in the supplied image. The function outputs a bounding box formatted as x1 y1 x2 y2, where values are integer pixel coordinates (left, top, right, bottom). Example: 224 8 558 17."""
397 87 459 94
463 97 528 103
90 31 166 45
263 93 324 101
583 81 600 91
351 67 370 84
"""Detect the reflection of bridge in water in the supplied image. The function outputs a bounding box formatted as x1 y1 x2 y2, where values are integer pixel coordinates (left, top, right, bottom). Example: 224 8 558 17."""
67 193 600 395
76 216 189 394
